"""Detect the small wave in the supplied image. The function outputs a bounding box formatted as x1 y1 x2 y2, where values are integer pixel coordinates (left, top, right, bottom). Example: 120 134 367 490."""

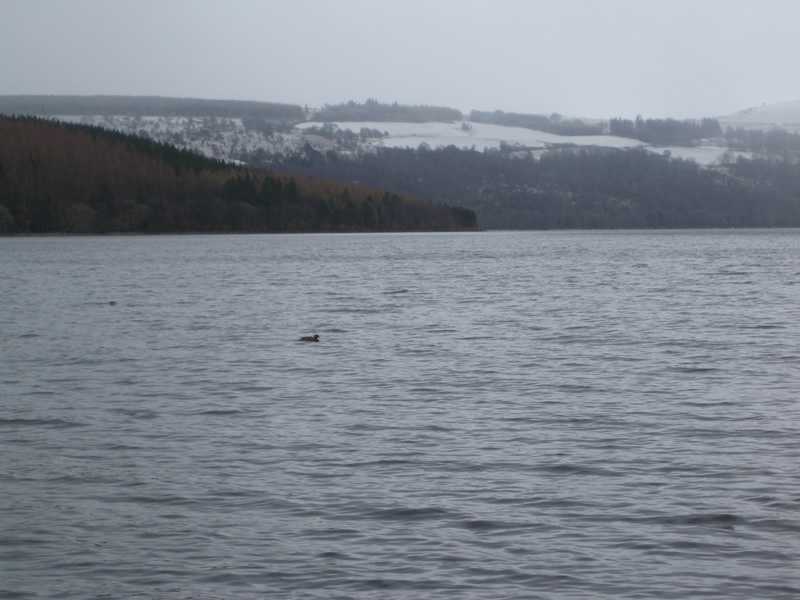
499 416 537 423
642 512 742 528
234 385 275 393
538 462 623 477
367 506 454 522
554 383 597 393
322 307 382 314
0 417 85 429
284 469 343 479
317 550 354 560
41 474 118 485
196 572 243 584
685 512 740 526
342 458 417 467
396 348 436 356
422 424 452 432
408 386 443 393
664 539 724 551
302 527 360 539
94 493 196 506
100 443 144 451
0 536 50 547
712 270 750 276
383 288 409 295
0 591 34 599
746 495 800 510
457 518 532 532
193 409 245 416
680 400 736 408
759 584 800 596
110 408 159 420
354 578 399 591
670 366 721 373
749 517 800 533
346 422 399 432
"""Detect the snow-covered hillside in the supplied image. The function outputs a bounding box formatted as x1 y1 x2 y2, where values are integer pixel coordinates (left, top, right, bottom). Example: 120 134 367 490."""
720 100 800 132
298 120 642 151
298 120 740 166
51 114 742 167
54 114 309 162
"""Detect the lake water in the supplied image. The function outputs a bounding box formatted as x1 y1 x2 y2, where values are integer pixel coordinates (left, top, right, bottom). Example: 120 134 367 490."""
1 231 799 599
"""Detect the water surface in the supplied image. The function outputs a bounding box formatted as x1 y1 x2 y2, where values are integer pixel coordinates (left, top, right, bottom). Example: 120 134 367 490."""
1 231 799 598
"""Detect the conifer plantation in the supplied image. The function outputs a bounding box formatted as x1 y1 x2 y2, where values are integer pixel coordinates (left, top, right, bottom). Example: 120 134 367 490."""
0 116 477 234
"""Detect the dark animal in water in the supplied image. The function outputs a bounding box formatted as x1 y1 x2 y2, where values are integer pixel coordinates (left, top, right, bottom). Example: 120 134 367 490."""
300 334 320 342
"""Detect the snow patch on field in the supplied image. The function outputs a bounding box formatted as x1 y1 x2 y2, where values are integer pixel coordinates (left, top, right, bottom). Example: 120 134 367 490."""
298 120 742 165
297 120 644 151
48 114 745 167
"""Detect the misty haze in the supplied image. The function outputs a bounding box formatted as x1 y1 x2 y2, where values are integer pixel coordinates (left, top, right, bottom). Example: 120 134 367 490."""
1 1 799 599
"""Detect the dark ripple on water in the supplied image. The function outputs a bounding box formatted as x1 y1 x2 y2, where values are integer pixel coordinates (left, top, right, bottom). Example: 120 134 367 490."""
1 231 800 599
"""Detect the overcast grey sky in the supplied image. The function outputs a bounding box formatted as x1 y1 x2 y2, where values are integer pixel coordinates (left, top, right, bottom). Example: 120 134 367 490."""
2 0 799 118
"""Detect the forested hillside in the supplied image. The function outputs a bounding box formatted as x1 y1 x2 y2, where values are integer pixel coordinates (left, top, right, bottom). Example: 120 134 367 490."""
470 110 604 136
0 117 476 233
315 99 463 123
277 145 800 229
724 127 800 161
608 117 723 146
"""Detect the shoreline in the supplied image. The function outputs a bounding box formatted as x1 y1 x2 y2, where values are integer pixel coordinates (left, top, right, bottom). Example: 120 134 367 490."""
3 226 800 238
0 227 483 238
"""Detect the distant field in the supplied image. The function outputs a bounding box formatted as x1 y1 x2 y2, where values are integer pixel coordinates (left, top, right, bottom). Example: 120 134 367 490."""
297 120 745 165
298 120 643 151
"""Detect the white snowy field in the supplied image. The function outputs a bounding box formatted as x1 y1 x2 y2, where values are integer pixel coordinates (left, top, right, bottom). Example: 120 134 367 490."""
46 114 745 167
297 120 740 165
297 120 643 151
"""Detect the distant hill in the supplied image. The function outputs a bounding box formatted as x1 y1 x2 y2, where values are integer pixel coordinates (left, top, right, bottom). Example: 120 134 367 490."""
0 94 747 166
4 96 800 232
0 94 306 121
276 145 800 229
0 116 477 234
721 100 800 132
